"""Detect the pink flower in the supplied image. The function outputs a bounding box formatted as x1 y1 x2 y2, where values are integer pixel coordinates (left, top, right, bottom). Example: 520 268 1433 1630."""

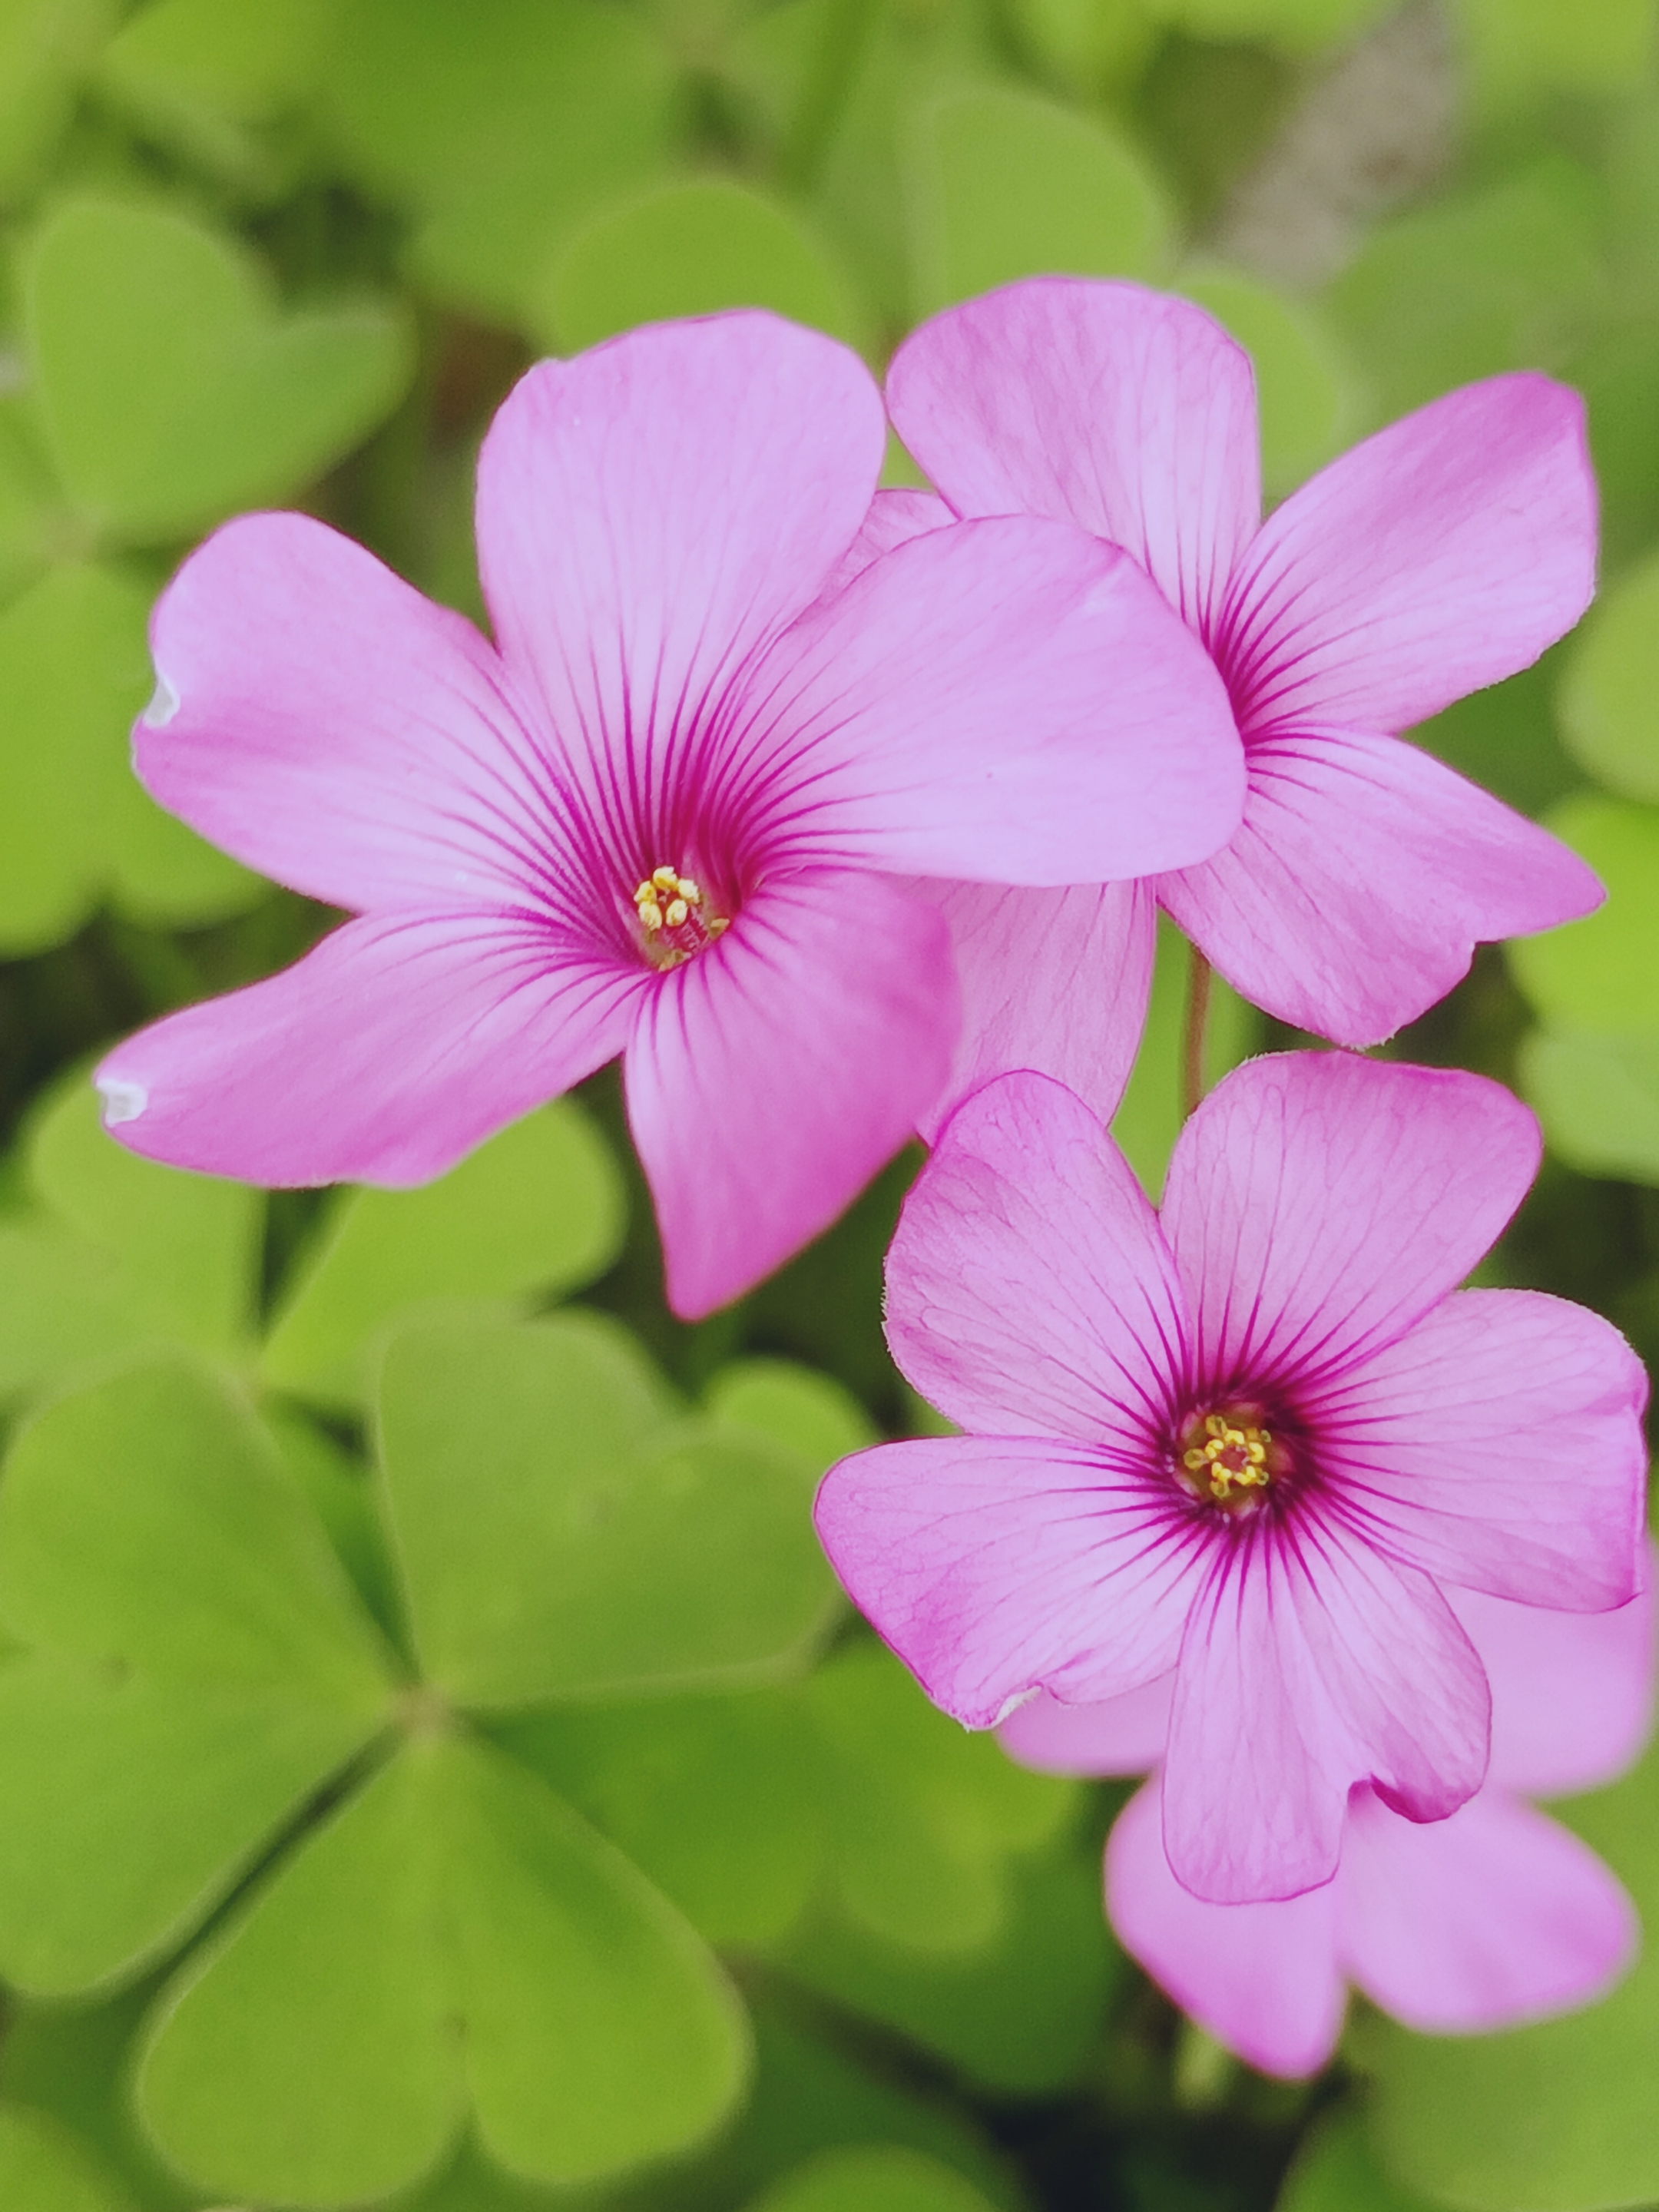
91 312 1240 1316
1002 1559 1653 2076
868 277 1603 1075
813 1056 1647 1902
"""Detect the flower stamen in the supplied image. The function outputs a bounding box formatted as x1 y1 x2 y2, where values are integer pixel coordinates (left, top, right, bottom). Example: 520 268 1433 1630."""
632 864 730 969
1177 1409 1279 1509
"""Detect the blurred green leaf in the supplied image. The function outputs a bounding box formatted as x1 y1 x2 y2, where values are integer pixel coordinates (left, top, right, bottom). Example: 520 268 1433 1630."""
1148 0 1386 45
0 0 118 206
808 1643 1076 1954
263 1100 624 1411
1357 1723 1659 2211
1518 1028 1659 1183
498 1686 826 1948
748 2144 1002 2212
0 1359 393 1995
1276 2107 1442 2212
137 1732 749 2202
321 0 681 326
703 1356 876 1472
377 1314 838 1706
1179 264 1355 495
1111 916 1258 1202
0 561 257 952
1508 795 1659 1031
1325 157 1607 425
0 2106 130 2212
1413 652 1581 820
783 1828 1118 2093
94 0 329 196
536 177 866 356
25 193 414 544
1558 548 1659 802
908 84 1173 315
1452 0 1654 114
0 395 72 603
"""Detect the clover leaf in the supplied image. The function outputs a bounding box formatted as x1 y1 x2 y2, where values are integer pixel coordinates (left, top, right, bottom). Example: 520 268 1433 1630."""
0 2106 128 2212
747 2144 1003 2212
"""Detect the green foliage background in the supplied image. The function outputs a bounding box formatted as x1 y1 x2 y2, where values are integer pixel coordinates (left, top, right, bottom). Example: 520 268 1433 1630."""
0 0 1656 2207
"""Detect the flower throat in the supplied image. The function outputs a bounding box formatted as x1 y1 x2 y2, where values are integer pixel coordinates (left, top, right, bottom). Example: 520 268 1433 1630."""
633 865 730 970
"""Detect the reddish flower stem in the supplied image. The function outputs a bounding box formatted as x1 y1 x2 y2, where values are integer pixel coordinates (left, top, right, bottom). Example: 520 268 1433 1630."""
1182 943 1212 1122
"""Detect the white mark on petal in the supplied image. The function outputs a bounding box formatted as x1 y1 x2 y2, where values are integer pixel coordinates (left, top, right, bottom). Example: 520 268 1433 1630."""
143 671 180 727
97 1076 147 1126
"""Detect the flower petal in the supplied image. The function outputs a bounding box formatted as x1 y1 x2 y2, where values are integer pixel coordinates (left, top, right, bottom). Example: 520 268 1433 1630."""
813 1435 1199 1727
624 868 955 1319
1452 1553 1656 1799
1314 1290 1647 1613
138 512 548 912
886 1071 1189 1445
1156 726 1603 1047
94 912 641 1185
1221 374 1596 737
1338 1786 1636 2035
475 312 886 815
887 278 1260 639
916 879 1155 1139
1163 1522 1490 1902
1163 1053 1541 1395
1107 1776 1345 2078
998 1676 1173 1777
815 488 954 601
747 515 1243 885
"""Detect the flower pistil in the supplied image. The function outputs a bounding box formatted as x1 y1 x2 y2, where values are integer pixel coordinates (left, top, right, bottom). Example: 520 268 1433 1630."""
1179 1409 1277 1508
634 864 730 969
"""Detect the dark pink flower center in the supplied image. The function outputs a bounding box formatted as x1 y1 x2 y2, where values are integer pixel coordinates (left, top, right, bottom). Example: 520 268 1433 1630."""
1174 1403 1292 1515
630 862 732 971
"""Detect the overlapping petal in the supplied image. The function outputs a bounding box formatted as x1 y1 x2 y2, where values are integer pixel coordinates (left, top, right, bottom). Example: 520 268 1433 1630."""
94 913 642 1186
139 512 547 912
1163 1055 1541 1394
998 1674 1174 1776
1315 1290 1647 1611
815 488 953 601
1220 373 1596 738
914 879 1155 1138
624 869 955 1318
887 280 1260 638
1164 1522 1490 1902
1106 1775 1344 2078
884 1071 1187 1444
1338 1787 1636 2034
813 1435 1200 1726
742 516 1243 886
1156 727 1603 1045
474 313 886 819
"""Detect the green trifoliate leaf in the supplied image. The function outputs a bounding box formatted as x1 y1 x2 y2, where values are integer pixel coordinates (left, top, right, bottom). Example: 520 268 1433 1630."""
1557 548 1659 803
24 193 414 545
377 1315 838 1707
908 85 1173 316
0 2107 129 2212
703 1355 877 1472
137 1733 749 2203
748 2145 1004 2212
320 0 681 326
1509 796 1659 1034
0 0 118 205
0 1359 395 1995
536 177 866 356
262 1100 624 1411
1518 1029 1659 1184
1356 1730 1659 2211
0 562 257 953
1277 2108 1444 2212
808 1644 1076 1954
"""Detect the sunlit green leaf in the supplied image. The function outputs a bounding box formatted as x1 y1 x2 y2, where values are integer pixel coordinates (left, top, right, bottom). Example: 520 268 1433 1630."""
536 177 865 355
263 1101 624 1410
0 1360 393 1994
25 193 414 544
1557 548 1659 803
378 1314 838 1706
907 84 1173 316
749 2144 1002 2212
1453 0 1653 114
0 0 118 205
1518 1028 1659 1184
703 1356 876 1474
137 1732 748 2201
1508 796 1659 1033
0 2106 129 2212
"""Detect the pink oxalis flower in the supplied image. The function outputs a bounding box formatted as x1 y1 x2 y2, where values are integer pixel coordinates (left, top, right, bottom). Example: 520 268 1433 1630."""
813 1055 1647 1903
1003 1556 1653 2075
865 276 1603 1098
92 311 1240 1316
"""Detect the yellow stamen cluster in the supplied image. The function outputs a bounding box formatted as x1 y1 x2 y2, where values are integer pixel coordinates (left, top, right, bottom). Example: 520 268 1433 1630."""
1183 1412 1273 1505
632 863 730 969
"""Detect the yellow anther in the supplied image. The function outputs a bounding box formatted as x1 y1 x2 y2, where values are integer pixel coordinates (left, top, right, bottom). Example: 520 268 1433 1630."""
1177 1406 1280 1508
665 897 689 927
634 880 654 905
652 866 679 892
639 899 664 931
678 879 702 906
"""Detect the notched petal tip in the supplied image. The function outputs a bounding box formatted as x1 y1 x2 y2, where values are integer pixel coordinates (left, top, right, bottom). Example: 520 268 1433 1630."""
95 1074 148 1127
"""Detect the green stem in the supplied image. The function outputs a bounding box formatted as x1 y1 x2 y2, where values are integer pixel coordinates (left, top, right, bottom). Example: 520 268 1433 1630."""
1181 945 1213 1122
